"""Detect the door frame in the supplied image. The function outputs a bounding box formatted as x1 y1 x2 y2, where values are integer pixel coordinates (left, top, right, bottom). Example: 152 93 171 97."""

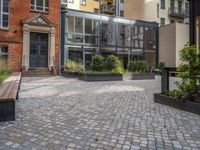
29 32 49 68
22 24 55 71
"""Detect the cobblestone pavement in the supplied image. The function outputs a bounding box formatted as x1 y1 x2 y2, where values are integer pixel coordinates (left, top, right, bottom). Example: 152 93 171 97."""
0 76 200 150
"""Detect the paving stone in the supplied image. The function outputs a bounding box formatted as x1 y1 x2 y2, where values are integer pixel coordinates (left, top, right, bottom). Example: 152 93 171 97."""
0 76 199 149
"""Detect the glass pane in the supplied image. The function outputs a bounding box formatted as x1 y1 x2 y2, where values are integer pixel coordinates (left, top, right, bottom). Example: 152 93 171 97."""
36 0 44 10
85 19 92 34
93 20 99 35
101 22 108 44
36 0 43 6
67 16 74 32
75 17 83 33
3 0 8 12
2 14 8 27
31 0 34 5
45 0 48 7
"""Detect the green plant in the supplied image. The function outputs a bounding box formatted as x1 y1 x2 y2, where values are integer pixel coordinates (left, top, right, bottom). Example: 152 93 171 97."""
0 59 11 83
64 60 83 73
128 60 148 73
169 44 200 102
91 54 105 71
106 55 121 70
158 62 166 71
112 66 125 74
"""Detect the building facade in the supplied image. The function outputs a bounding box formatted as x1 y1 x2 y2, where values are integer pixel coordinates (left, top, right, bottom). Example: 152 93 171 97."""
159 23 189 67
61 0 124 17
0 0 60 73
124 0 189 26
189 0 200 51
61 9 159 71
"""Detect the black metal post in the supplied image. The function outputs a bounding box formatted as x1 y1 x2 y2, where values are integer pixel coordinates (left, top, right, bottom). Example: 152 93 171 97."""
161 68 169 94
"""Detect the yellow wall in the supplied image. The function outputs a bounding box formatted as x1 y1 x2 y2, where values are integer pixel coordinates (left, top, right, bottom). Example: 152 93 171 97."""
80 0 100 13
80 0 115 13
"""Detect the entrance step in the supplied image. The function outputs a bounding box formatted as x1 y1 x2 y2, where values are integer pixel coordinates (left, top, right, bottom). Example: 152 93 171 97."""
23 68 53 77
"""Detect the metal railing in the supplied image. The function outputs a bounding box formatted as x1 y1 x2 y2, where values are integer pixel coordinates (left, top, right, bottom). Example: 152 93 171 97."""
100 4 115 15
168 7 189 18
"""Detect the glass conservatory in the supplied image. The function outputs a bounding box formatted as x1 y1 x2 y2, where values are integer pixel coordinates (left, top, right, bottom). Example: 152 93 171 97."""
61 9 159 70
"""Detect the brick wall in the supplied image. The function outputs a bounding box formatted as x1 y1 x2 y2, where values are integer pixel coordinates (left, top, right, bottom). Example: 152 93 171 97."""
0 0 60 71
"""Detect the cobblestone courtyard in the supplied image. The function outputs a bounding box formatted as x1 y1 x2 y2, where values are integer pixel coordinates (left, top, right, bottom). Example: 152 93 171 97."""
0 76 200 150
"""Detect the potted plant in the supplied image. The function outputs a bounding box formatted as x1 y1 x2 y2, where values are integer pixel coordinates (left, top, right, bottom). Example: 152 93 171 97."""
154 44 200 114
124 60 155 80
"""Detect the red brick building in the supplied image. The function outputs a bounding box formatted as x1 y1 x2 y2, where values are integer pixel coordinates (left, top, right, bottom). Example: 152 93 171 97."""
0 0 60 73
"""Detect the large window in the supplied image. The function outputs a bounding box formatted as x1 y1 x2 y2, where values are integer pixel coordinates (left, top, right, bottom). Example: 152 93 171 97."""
0 0 9 28
31 0 49 12
160 0 165 9
178 0 182 14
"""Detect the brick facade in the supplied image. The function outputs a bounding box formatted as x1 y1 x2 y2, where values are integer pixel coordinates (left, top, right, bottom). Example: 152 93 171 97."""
0 0 60 72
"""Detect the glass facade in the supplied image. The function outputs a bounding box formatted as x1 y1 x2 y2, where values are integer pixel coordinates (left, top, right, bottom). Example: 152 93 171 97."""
61 9 159 70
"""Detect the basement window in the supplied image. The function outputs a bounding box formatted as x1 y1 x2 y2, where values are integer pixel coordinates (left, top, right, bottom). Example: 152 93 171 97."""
0 46 8 66
31 0 49 12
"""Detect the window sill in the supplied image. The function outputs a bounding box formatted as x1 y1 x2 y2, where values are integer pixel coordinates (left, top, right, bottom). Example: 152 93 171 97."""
30 10 49 14
0 28 9 31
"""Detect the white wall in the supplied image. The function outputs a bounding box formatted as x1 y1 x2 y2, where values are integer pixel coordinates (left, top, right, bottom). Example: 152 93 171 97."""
175 23 189 66
159 22 189 67
61 0 80 10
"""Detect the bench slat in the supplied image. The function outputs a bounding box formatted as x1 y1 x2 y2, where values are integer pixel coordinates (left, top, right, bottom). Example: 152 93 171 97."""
0 72 21 103
8 82 19 99
0 82 10 97
1 81 15 99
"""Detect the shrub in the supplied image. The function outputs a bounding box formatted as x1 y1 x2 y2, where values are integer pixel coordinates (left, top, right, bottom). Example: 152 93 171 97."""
127 61 137 72
106 55 121 71
137 61 148 73
128 60 148 73
91 54 104 71
0 59 11 83
157 62 166 71
64 60 83 73
112 66 125 74
168 44 200 101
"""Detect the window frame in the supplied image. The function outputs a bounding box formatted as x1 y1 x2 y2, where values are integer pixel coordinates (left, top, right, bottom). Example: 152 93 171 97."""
160 18 165 26
62 0 74 3
80 0 86 5
30 0 49 13
0 0 9 29
160 0 165 10
120 10 124 17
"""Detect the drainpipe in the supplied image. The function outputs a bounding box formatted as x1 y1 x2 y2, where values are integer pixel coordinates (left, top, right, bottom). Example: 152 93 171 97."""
115 0 119 17
196 18 200 54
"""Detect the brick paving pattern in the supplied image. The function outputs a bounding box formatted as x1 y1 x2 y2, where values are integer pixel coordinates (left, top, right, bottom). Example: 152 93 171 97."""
0 76 200 150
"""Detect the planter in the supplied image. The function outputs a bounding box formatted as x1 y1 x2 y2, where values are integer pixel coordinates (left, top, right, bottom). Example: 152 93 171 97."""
154 93 200 115
123 73 155 80
79 74 123 82
62 71 81 78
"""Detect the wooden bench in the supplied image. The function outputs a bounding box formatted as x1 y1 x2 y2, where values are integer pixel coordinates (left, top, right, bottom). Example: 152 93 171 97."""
0 72 21 122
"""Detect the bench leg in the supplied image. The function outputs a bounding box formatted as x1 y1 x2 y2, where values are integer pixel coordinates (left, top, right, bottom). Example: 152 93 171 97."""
0 101 15 122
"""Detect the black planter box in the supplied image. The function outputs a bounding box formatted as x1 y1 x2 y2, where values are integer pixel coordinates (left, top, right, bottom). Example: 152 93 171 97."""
0 101 15 122
123 73 155 80
79 74 123 82
62 71 81 78
154 93 200 115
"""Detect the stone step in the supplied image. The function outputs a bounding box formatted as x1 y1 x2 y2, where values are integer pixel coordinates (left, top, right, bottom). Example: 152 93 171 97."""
23 68 53 77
